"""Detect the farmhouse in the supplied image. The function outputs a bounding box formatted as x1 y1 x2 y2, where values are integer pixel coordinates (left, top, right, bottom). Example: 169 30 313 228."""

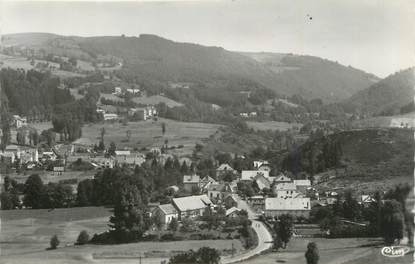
216 163 237 178
264 197 311 218
53 166 65 176
12 115 27 128
253 160 271 171
253 173 271 191
153 204 179 225
91 156 115 168
103 113 119 121
273 182 299 198
200 176 218 191
183 174 201 192
172 195 212 220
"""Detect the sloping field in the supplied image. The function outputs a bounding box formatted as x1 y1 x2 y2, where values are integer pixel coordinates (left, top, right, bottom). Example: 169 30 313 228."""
247 121 301 131
132 95 183 107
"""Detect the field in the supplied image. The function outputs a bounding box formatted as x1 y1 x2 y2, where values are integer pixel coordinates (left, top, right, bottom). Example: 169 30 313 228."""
239 237 412 264
81 118 221 156
132 95 183 108
353 112 415 129
0 54 84 78
0 207 243 264
247 121 301 131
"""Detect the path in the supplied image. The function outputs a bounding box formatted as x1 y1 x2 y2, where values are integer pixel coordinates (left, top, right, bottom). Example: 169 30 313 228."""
221 196 273 264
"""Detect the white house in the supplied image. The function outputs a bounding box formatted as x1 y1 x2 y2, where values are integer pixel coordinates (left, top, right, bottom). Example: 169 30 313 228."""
153 204 179 226
103 113 119 121
172 195 212 220
264 197 311 218
183 174 201 193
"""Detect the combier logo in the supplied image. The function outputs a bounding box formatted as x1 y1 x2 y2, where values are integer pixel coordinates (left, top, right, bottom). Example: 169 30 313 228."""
381 246 410 257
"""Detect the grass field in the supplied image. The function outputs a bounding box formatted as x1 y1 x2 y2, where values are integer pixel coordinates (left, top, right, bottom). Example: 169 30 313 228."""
247 121 301 131
239 237 411 264
132 95 183 108
82 118 221 156
0 54 84 78
0 207 243 264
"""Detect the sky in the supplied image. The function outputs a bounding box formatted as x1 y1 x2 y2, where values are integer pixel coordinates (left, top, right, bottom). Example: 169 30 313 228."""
1 0 415 77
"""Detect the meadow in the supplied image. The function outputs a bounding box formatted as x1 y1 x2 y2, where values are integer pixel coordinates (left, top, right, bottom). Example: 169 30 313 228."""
0 207 243 264
247 121 301 131
81 118 221 155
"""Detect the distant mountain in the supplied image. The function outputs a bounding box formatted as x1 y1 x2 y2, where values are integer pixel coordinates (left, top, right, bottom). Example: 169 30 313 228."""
243 52 379 102
2 33 379 102
344 68 415 115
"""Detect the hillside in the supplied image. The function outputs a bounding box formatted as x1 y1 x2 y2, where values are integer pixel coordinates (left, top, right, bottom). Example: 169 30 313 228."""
2 33 379 102
344 67 415 115
243 52 379 102
282 128 413 192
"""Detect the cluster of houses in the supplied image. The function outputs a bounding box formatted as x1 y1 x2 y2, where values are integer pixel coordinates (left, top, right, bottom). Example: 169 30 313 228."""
151 160 314 228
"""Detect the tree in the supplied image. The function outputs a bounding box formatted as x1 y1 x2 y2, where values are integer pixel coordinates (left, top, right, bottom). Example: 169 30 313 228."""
181 217 195 232
76 230 90 245
161 122 166 135
126 130 131 141
342 189 361 221
305 242 319 264
108 142 116 156
1 191 19 210
168 218 179 232
274 214 294 248
152 210 164 240
50 235 60 249
109 183 148 243
197 247 221 264
100 127 106 143
23 174 45 209
380 200 405 245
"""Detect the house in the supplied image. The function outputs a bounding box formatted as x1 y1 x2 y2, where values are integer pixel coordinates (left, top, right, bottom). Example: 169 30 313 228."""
90 156 115 168
264 197 311 218
103 113 119 121
207 183 232 202
253 160 271 171
224 194 238 209
172 195 212 220
118 154 146 166
72 138 94 153
126 88 140 95
241 170 270 181
360 195 376 207
153 204 179 226
293 179 311 193
183 174 201 193
53 166 65 176
273 182 299 198
12 115 27 128
216 163 236 179
226 207 242 218
113 87 122 95
115 150 131 156
200 176 218 191
42 150 57 161
274 174 292 183
253 173 271 191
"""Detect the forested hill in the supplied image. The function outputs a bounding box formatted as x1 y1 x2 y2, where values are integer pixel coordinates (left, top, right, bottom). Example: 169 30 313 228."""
3 33 379 102
242 52 379 102
282 128 413 183
343 67 415 116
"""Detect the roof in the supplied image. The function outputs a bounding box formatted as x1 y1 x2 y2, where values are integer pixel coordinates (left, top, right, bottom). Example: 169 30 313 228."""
183 175 200 184
293 179 311 186
275 175 292 182
254 175 271 190
226 207 241 216
158 204 178 215
72 137 94 146
274 182 297 191
265 197 311 211
173 195 212 212
115 150 131 156
200 176 217 184
5 145 20 151
241 170 269 181
207 183 226 192
217 163 234 171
